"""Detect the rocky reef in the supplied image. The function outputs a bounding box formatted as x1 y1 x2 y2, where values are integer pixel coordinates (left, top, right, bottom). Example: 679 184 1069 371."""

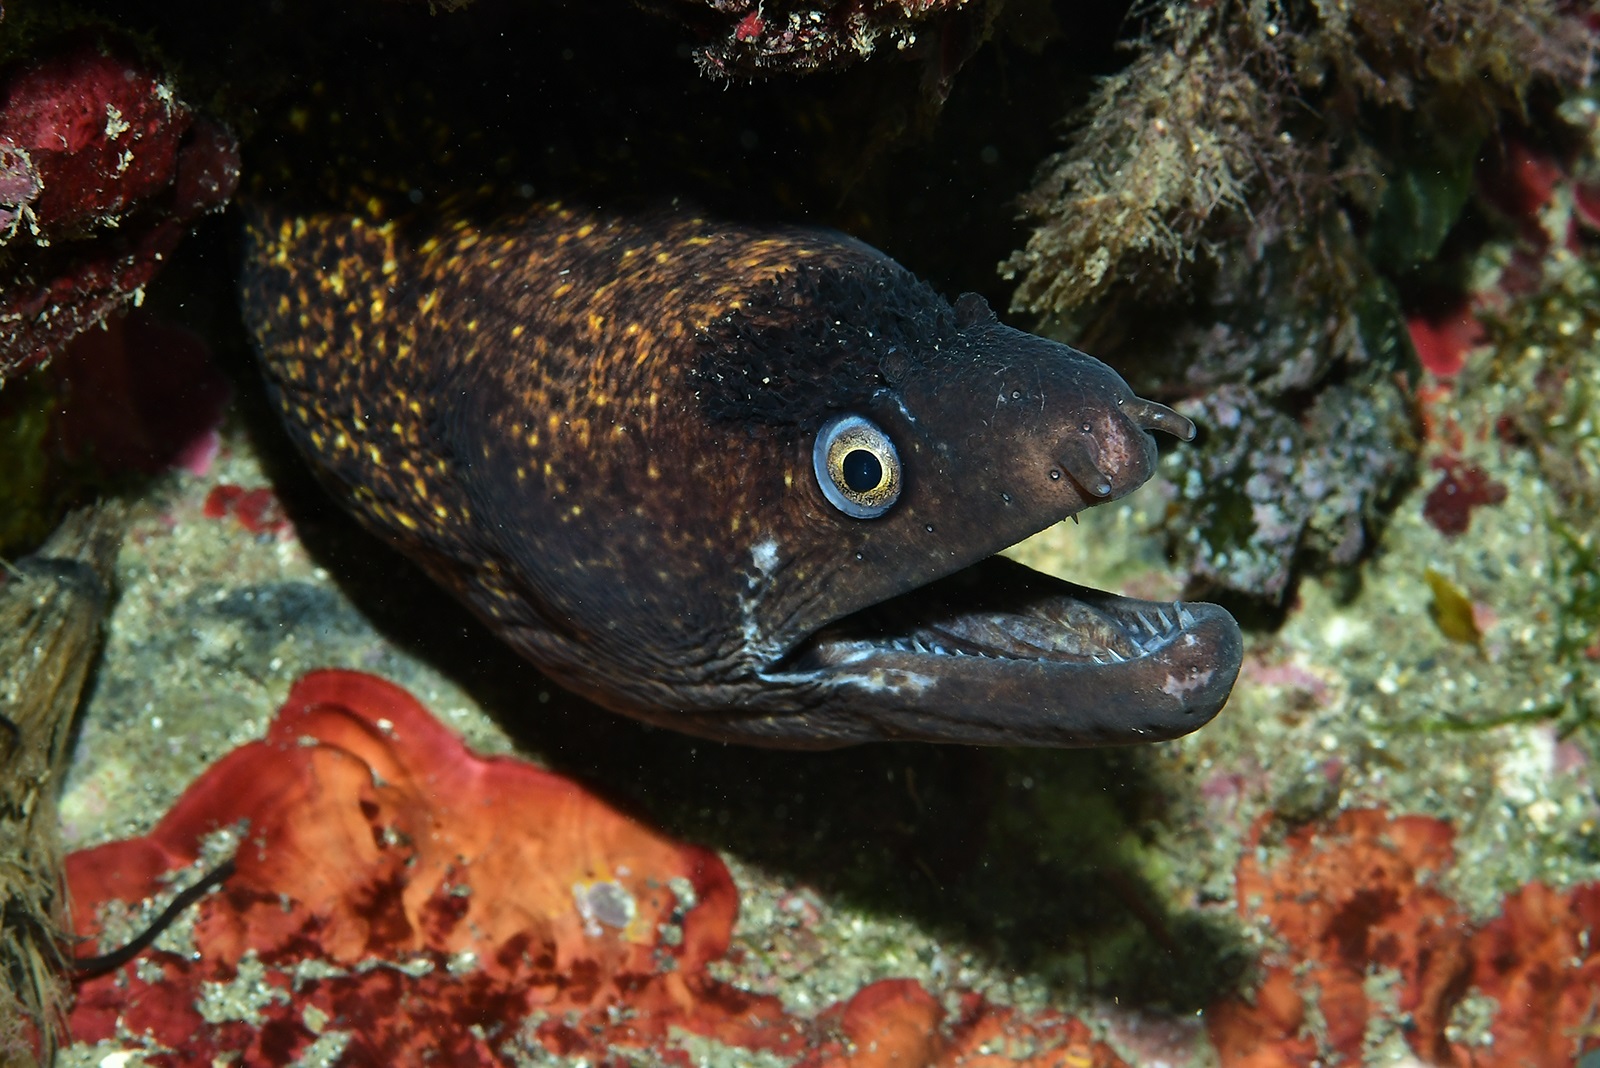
0 0 1596 1064
1004 0 1595 602
0 33 238 383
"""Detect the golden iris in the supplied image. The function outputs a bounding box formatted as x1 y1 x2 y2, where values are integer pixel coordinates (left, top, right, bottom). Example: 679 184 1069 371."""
813 414 901 518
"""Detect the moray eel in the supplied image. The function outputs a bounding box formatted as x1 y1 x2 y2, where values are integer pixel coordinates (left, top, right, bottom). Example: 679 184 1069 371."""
240 202 1243 748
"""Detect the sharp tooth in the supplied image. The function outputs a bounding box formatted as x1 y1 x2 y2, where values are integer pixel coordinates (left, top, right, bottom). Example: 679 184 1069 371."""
1155 607 1172 631
1107 648 1126 663
1136 611 1159 636
1092 654 1106 665
1177 604 1195 627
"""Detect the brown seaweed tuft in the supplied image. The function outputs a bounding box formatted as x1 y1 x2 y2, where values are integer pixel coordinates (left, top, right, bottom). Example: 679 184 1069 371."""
1004 0 1595 321
1002 18 1296 316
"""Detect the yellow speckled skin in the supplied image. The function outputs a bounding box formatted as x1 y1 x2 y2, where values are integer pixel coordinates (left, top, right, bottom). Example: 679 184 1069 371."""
242 201 1240 746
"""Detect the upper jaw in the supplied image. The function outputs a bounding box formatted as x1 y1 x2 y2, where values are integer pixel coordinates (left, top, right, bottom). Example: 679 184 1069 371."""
761 555 1244 747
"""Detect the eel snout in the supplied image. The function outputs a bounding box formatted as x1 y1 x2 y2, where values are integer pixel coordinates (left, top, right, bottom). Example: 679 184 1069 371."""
1055 392 1196 505
750 371 1242 747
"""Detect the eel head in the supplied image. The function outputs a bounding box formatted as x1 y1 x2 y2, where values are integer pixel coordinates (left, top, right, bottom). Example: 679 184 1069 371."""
613 272 1245 747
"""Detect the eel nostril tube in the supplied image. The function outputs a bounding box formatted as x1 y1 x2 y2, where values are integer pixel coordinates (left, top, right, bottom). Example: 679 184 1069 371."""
1058 442 1114 498
1122 397 1196 442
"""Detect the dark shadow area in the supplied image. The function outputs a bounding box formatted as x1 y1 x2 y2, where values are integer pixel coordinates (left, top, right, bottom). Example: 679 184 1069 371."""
74 0 1133 306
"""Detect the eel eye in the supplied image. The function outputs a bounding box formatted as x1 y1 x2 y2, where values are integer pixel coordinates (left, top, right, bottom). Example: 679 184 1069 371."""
813 414 902 519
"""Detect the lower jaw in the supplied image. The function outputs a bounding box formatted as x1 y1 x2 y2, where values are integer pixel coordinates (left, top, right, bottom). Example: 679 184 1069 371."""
785 555 1196 673
755 556 1244 747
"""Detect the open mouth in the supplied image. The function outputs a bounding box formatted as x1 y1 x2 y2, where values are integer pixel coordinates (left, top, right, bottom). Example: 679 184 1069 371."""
770 554 1244 747
788 554 1220 670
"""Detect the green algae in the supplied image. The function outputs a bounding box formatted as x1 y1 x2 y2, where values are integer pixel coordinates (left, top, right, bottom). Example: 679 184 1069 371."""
1365 131 1482 274
0 380 60 557
1545 519 1600 734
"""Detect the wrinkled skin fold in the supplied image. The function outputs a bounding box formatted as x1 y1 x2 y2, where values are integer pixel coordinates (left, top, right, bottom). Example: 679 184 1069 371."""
241 201 1244 748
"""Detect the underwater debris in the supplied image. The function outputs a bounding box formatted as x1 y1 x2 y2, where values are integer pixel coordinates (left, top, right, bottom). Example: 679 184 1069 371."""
640 0 1001 80
1207 808 1600 1068
65 670 1126 1064
1001 0 1594 601
0 504 125 1066
1422 566 1483 646
0 34 239 383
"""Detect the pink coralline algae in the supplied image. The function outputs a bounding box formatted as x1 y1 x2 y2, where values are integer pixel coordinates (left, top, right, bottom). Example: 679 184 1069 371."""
66 670 1129 1067
1406 300 1485 379
0 35 240 383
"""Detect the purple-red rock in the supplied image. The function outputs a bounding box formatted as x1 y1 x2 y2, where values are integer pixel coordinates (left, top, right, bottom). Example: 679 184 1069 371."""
0 36 240 382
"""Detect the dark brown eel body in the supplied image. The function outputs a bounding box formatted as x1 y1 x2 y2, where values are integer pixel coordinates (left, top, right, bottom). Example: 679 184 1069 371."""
240 201 1243 748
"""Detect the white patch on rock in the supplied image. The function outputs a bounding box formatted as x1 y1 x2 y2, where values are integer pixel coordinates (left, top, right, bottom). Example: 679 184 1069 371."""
1495 728 1555 808
573 879 636 938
